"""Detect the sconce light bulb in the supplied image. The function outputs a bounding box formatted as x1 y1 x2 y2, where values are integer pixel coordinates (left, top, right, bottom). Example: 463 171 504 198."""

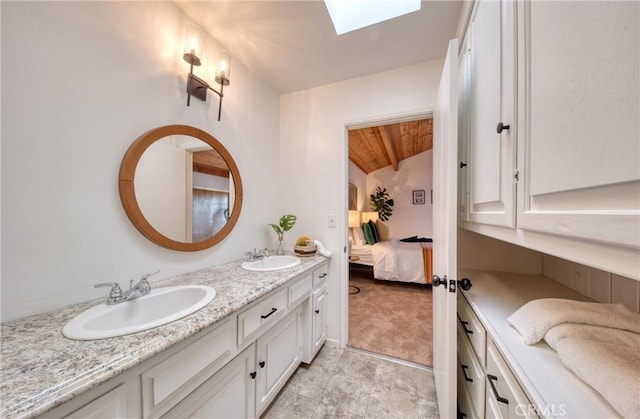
219 59 229 72
188 36 199 55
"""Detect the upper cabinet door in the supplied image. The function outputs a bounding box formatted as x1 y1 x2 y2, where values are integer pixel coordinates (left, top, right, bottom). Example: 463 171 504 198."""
517 1 640 249
467 0 517 228
458 34 471 222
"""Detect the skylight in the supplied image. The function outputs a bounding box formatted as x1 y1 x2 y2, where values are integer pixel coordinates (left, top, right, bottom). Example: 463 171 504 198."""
324 0 421 35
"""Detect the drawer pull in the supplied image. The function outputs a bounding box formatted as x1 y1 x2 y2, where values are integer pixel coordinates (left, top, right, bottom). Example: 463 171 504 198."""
259 361 266 368
461 320 473 334
261 307 278 319
461 364 473 382
487 374 509 405
315 309 320 314
250 371 257 379
319 273 327 278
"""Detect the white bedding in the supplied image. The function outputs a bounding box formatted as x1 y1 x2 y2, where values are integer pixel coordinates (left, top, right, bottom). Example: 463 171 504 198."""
351 240 426 284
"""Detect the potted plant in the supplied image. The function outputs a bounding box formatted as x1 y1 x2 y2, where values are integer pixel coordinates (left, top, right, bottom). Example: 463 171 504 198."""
369 186 394 221
269 214 297 255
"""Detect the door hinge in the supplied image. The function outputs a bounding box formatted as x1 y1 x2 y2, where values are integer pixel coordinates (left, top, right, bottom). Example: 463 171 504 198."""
514 170 519 183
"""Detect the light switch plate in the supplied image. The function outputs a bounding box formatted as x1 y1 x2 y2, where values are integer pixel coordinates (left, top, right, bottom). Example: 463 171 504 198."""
328 214 337 228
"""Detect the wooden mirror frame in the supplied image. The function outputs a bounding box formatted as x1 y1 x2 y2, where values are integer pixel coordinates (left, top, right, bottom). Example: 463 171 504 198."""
119 124 243 251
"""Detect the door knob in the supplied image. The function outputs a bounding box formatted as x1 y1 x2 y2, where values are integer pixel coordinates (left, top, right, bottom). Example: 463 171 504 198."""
496 122 510 133
432 275 447 287
457 278 472 291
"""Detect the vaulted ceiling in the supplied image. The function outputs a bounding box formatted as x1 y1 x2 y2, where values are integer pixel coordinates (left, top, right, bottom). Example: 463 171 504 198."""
349 118 433 174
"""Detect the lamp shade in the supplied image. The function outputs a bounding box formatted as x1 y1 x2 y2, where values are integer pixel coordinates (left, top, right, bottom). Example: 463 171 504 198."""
348 210 361 228
361 211 379 223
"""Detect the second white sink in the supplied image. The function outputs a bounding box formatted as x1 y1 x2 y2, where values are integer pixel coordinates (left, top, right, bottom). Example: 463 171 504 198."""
241 255 301 272
62 285 216 340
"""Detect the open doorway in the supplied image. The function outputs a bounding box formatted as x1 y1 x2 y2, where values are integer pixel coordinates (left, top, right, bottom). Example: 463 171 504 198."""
347 116 435 367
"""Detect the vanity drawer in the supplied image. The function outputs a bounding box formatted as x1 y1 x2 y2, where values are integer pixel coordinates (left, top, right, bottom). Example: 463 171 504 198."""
312 266 328 289
458 292 487 365
288 274 312 308
457 319 485 418
238 288 287 345
486 339 538 419
141 318 236 419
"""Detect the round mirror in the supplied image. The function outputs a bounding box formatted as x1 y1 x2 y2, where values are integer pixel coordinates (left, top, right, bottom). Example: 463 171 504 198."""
119 125 243 251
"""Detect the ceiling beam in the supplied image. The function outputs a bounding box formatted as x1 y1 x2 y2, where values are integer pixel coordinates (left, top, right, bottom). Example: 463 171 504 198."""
378 126 398 171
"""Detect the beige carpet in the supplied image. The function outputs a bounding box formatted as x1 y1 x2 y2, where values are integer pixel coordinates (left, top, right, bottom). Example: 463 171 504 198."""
349 267 433 367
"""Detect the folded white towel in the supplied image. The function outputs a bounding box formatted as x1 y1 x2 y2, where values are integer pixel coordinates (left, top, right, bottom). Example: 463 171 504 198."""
314 240 331 258
544 323 640 351
555 338 640 418
507 298 640 345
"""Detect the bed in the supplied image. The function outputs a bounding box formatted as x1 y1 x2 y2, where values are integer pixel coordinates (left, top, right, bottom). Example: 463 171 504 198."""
350 240 433 284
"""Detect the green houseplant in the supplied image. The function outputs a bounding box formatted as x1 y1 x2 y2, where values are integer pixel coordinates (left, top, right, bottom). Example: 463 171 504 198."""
269 214 297 255
369 186 394 221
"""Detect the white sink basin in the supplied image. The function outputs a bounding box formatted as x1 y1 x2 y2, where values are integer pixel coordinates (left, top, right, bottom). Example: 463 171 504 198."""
241 255 301 272
62 285 216 340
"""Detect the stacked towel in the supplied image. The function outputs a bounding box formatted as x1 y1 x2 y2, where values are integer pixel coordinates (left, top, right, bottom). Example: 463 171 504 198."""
508 298 640 418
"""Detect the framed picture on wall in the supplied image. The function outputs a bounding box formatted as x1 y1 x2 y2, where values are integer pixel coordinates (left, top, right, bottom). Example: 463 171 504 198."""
349 183 357 210
413 190 425 205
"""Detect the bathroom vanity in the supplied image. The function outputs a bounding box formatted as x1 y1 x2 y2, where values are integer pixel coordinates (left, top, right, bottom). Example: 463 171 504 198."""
0 256 328 419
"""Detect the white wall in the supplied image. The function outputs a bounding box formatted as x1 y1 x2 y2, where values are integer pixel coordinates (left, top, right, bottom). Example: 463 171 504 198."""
366 149 433 239
1 1 282 321
280 59 445 344
136 138 188 242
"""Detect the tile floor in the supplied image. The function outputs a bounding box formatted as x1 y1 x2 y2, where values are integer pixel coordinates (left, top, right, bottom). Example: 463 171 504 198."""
261 346 439 419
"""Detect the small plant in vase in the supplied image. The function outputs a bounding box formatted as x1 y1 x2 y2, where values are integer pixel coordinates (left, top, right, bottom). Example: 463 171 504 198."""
269 214 297 255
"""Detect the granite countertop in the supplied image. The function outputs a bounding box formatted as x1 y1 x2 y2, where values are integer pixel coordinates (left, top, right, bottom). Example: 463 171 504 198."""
0 255 327 419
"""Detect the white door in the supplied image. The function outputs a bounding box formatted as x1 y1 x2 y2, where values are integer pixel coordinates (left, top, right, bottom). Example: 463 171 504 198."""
433 38 459 419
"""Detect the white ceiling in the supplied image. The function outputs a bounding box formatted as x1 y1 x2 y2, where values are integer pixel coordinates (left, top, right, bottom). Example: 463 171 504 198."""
175 1 463 94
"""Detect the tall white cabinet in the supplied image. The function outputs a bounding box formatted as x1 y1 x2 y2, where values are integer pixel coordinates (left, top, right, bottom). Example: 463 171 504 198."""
458 0 640 279
463 0 517 228
516 1 640 249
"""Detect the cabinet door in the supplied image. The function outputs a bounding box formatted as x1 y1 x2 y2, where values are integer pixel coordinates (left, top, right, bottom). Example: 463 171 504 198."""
467 0 517 227
458 33 471 221
162 345 256 419
65 385 133 419
516 1 639 249
255 307 302 416
312 283 328 355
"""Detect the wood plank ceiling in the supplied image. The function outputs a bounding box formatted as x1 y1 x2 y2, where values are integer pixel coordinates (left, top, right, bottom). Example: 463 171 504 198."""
349 118 433 174
193 150 230 178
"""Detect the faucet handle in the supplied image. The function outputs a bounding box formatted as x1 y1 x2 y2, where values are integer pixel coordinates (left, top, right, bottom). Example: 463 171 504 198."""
95 282 123 304
141 268 159 281
138 269 157 294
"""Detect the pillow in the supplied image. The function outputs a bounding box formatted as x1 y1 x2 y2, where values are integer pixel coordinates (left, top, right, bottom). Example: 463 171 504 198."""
368 220 380 242
353 227 366 245
376 220 390 241
362 222 376 245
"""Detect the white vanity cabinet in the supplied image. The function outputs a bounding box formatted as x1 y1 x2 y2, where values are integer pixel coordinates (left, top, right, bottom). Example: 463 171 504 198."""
311 267 328 358
162 344 256 419
64 383 138 419
463 0 517 228
255 307 302 416
41 260 329 419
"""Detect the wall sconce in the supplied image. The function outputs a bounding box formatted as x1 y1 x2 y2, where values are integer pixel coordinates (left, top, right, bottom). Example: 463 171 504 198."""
183 36 231 121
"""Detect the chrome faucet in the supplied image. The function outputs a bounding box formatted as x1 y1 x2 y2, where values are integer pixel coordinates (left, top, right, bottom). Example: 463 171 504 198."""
244 248 269 261
95 269 159 305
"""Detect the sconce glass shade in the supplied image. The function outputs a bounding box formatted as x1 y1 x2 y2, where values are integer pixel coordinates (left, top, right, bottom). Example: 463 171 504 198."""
215 51 231 86
361 211 379 223
348 210 361 228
